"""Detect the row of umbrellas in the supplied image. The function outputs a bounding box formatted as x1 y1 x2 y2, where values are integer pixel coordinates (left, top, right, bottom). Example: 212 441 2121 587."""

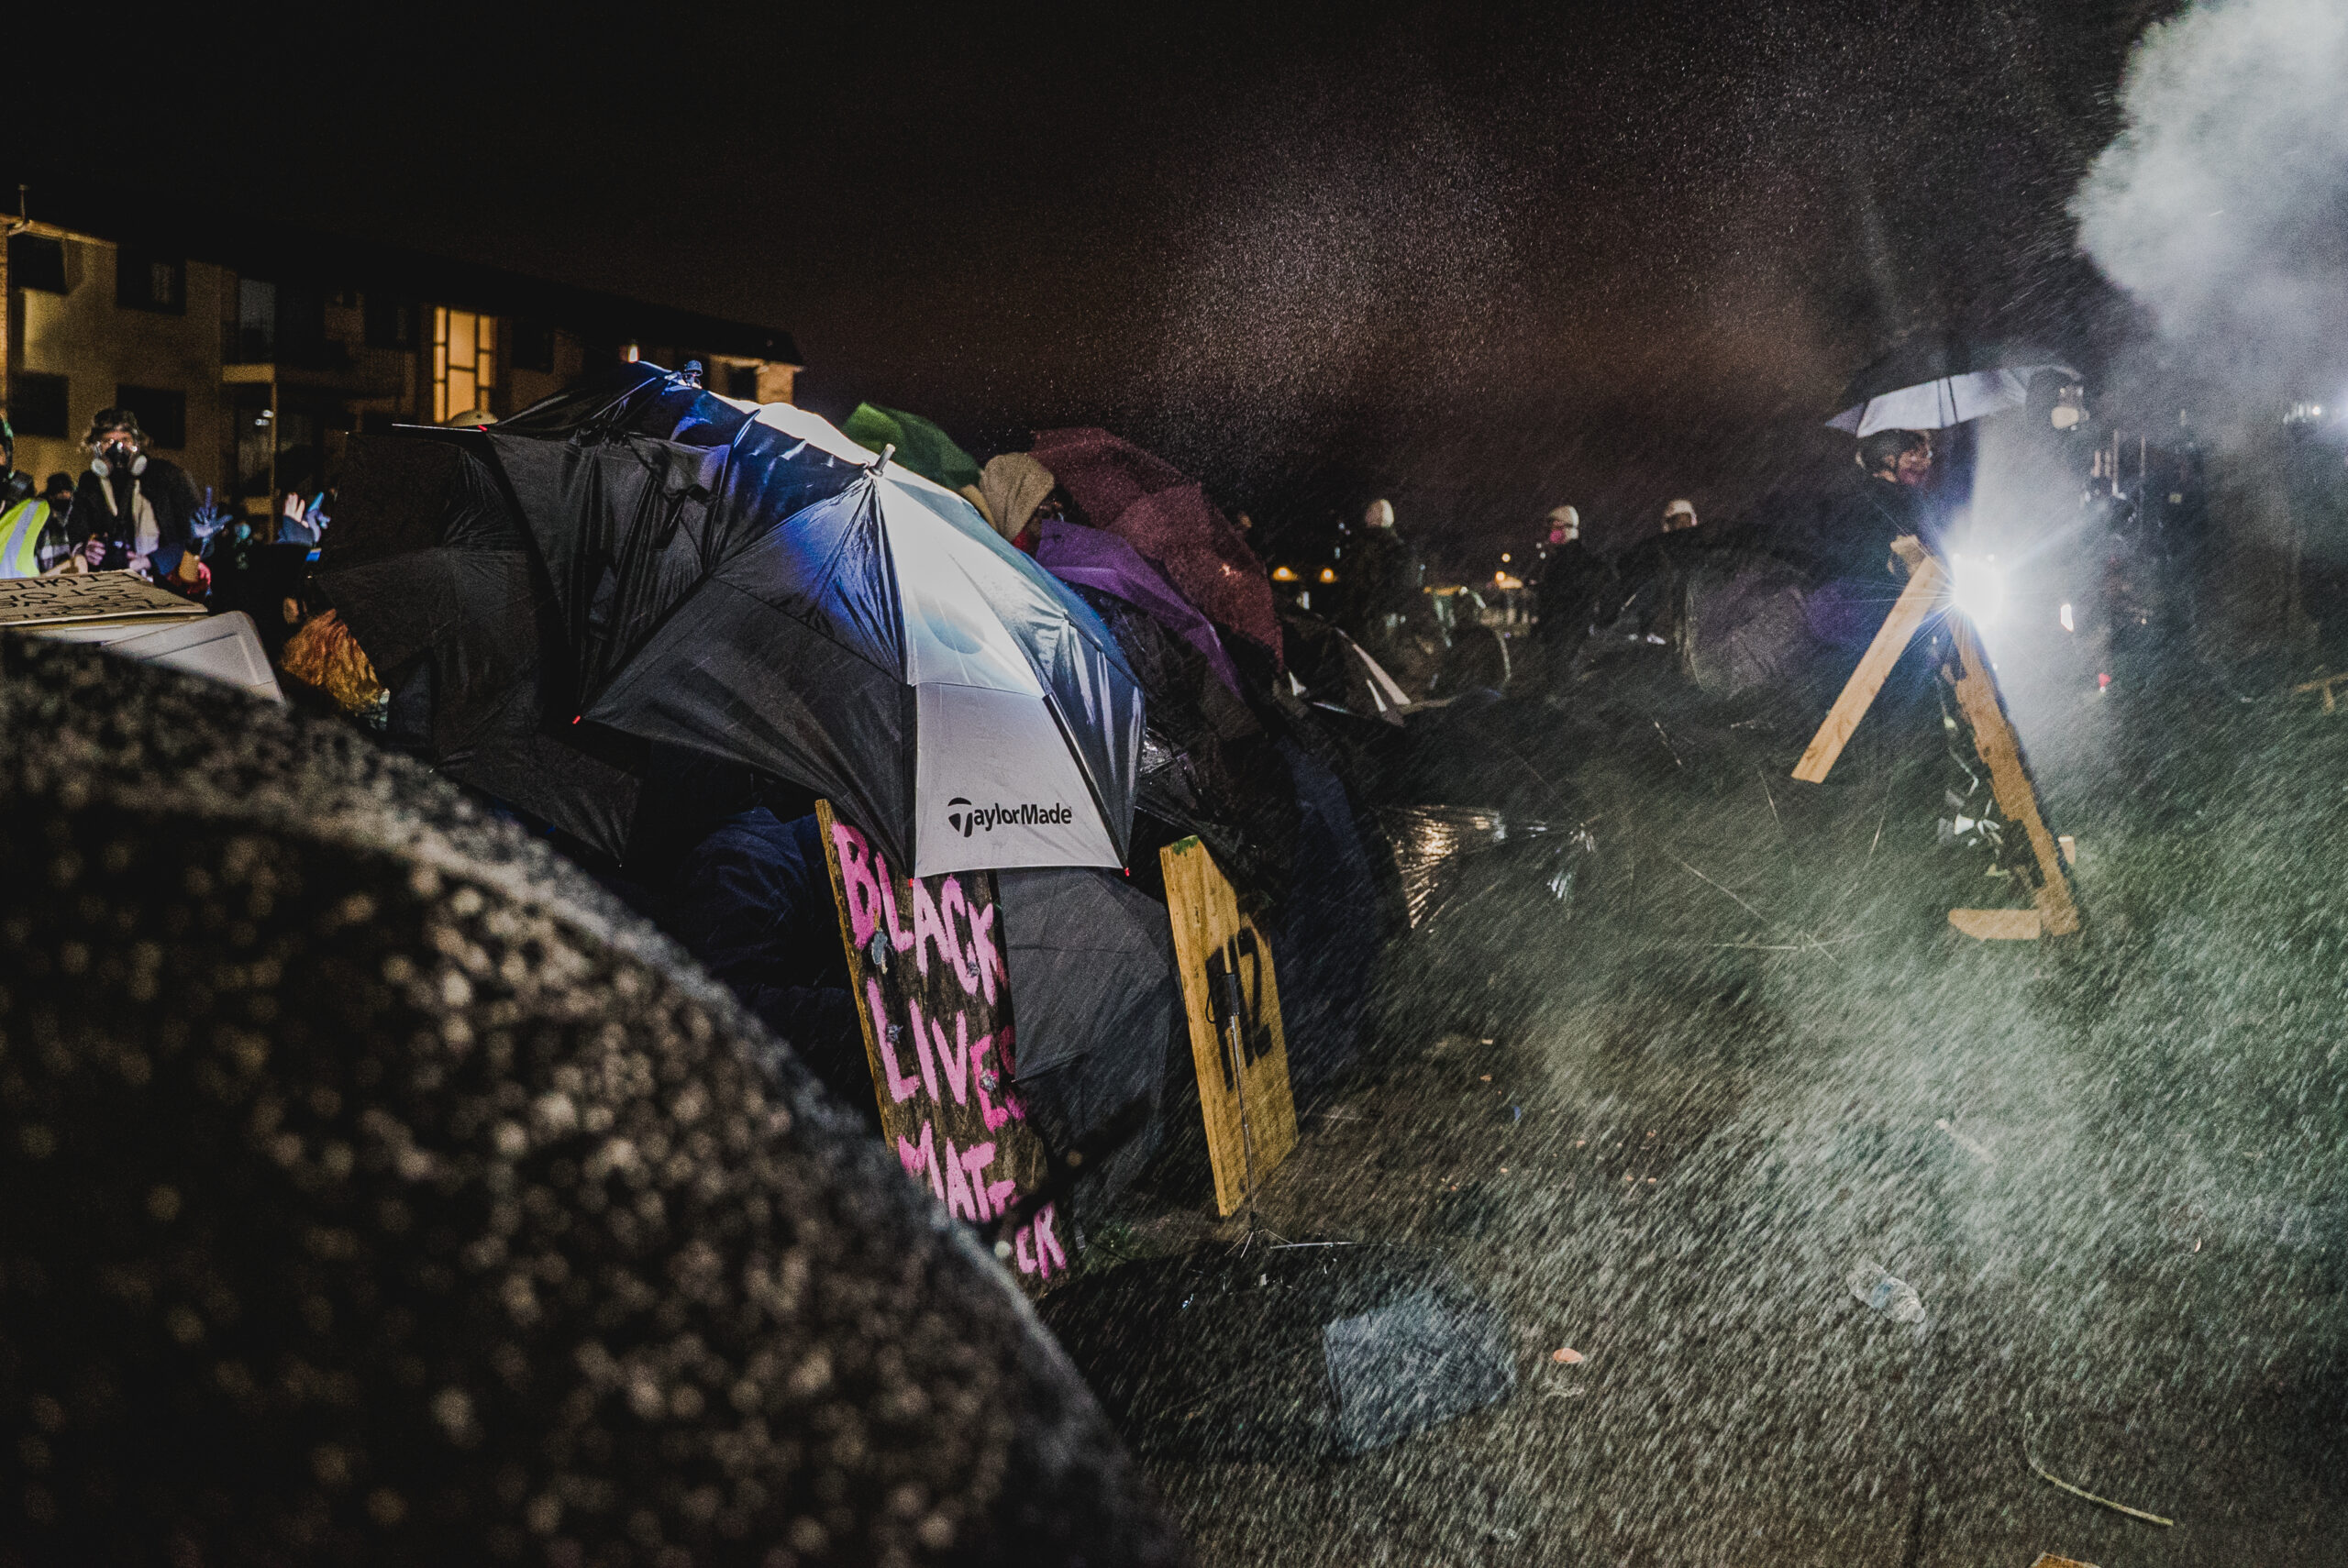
323 365 1318 880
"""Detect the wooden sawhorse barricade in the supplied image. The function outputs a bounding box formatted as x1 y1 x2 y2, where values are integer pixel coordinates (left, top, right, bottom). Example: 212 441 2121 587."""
1790 536 2081 942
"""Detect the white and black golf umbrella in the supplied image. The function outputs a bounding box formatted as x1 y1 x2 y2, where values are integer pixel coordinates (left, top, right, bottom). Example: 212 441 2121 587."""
585 403 1143 878
1827 339 2077 436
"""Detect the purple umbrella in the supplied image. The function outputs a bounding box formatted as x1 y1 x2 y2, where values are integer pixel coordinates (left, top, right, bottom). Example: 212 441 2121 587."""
1036 517 1244 696
1028 428 1280 661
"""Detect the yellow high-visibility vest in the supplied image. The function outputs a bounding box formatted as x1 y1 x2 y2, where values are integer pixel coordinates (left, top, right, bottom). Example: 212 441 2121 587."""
0 499 51 579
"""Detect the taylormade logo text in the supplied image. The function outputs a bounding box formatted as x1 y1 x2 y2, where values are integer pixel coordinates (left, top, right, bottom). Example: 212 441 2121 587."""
946 796 1073 836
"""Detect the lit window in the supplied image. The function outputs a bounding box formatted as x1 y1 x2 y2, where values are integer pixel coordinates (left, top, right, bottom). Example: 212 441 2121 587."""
432 307 498 422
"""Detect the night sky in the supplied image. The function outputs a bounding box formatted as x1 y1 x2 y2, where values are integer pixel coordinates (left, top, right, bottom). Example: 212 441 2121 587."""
15 1 2170 565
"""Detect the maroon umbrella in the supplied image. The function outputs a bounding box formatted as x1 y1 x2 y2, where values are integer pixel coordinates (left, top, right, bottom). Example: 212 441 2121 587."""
1029 427 1281 664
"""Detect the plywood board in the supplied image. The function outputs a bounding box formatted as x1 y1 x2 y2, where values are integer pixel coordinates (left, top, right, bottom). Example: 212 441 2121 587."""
1160 835 1299 1217
816 801 1071 1293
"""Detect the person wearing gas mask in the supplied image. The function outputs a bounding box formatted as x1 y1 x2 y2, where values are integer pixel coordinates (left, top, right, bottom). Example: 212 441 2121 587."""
66 408 201 580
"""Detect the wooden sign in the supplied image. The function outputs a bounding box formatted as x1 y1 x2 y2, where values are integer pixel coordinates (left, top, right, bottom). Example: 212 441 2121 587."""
1160 835 1298 1217
814 801 1072 1291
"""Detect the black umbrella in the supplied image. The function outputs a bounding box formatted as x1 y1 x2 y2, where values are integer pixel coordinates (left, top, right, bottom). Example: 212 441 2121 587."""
1067 581 1301 903
997 865 1182 1215
321 433 643 857
324 365 864 861
482 363 863 704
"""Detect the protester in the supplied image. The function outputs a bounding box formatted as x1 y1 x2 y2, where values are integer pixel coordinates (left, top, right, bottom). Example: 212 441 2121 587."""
197 512 274 643
0 423 55 580
66 408 202 578
1811 428 1932 583
34 473 79 570
1344 497 1422 652
276 489 327 547
978 451 1057 549
1534 503 1612 654
1663 497 1700 533
1784 427 1946 754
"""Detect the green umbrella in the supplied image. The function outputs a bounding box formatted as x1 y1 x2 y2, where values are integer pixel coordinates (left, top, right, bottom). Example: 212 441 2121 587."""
842 402 983 492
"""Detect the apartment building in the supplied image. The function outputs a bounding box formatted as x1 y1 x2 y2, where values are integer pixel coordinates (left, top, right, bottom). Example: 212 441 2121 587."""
4 218 802 518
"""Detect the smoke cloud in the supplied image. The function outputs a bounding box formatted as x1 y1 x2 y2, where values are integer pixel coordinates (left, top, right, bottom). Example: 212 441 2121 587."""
2073 0 2348 413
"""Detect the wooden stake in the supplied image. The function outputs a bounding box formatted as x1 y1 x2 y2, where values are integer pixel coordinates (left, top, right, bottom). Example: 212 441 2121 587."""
2292 670 2348 712
1792 546 1947 783
1949 908 2041 941
1944 617 2081 935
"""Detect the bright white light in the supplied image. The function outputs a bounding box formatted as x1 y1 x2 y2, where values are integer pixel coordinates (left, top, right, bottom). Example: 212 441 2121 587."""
1950 552 2005 627
2060 601 2075 633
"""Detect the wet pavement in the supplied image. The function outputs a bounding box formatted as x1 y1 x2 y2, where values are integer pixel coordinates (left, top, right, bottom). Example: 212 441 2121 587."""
1054 670 2348 1564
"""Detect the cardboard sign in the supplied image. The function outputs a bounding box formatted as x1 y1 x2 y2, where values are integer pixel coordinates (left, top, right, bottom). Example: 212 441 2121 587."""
1160 835 1298 1217
814 801 1072 1291
0 569 209 631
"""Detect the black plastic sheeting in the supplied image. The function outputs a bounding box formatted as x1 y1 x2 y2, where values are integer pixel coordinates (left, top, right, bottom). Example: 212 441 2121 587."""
1380 804 1600 932
1260 742 1382 1100
1279 605 1407 726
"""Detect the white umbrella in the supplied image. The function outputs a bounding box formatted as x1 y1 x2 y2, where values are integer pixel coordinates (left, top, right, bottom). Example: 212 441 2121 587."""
1825 366 2077 436
588 400 1143 878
